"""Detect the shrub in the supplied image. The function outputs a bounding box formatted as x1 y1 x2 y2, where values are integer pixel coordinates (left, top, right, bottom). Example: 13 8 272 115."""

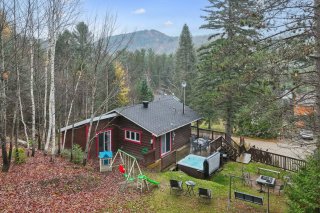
13 148 26 164
72 144 83 164
286 151 320 213
61 149 71 159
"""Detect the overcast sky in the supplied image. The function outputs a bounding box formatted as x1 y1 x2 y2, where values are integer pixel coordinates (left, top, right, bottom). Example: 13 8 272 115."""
82 0 211 36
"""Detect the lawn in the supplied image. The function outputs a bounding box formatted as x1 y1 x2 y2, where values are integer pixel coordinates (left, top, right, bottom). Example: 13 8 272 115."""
0 150 290 212
139 162 290 213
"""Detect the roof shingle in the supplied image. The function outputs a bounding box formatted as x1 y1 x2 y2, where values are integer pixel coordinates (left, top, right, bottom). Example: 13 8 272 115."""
113 95 201 136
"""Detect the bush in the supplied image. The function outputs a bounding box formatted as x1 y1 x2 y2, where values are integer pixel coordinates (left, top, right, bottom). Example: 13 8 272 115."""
72 144 83 164
286 151 320 212
13 148 26 164
61 149 71 159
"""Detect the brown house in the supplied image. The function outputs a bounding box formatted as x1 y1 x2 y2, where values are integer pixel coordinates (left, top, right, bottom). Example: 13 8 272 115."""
61 96 201 165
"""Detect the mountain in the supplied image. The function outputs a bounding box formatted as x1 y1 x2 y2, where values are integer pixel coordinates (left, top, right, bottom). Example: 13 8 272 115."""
110 29 210 54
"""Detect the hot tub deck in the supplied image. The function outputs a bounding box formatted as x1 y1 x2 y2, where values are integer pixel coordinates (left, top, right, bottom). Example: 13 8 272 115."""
177 154 206 179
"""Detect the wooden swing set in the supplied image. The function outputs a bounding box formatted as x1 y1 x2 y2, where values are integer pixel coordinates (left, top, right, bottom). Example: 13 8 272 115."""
109 149 147 191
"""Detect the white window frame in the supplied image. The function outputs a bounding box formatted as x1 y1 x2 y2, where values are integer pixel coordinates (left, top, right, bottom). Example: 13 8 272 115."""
161 132 171 156
124 130 141 143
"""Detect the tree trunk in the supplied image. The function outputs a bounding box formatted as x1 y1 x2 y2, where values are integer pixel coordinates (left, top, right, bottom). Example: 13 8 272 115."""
42 50 49 150
70 110 75 162
62 73 81 150
30 39 36 157
17 67 30 152
1 79 8 172
83 85 96 166
314 0 320 150
0 6 8 172
49 32 56 160
225 96 233 143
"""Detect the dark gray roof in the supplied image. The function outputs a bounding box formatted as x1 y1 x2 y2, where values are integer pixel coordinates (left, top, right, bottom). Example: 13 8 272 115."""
112 95 201 137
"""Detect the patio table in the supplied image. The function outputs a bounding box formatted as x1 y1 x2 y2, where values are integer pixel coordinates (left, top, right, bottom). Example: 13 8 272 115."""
185 180 196 196
193 138 209 152
256 175 276 193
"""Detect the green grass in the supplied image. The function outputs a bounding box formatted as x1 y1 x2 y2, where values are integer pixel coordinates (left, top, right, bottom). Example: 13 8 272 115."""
137 162 290 213
199 120 225 132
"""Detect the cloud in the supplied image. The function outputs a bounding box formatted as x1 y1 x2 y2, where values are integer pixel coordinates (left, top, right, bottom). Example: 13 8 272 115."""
133 8 146 14
164 20 173 27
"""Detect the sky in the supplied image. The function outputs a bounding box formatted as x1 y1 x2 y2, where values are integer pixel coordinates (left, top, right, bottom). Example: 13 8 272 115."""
81 0 211 37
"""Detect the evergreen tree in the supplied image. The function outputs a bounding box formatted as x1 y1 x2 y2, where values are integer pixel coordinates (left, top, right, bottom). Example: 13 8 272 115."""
286 151 320 212
137 79 153 102
194 0 262 140
175 24 196 102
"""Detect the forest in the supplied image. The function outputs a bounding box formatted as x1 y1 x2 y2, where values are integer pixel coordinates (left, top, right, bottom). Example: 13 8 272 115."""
0 0 319 212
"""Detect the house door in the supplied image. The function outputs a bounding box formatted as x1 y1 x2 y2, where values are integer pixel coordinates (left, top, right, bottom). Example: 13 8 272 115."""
98 130 112 152
161 132 171 156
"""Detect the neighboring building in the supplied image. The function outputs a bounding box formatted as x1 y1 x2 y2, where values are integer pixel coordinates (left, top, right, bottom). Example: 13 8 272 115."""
294 93 315 128
61 95 201 166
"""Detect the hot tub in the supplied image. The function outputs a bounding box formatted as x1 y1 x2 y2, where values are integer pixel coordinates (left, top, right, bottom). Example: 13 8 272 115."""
177 153 220 179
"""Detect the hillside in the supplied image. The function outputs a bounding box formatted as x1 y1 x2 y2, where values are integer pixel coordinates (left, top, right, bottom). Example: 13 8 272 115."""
110 29 210 54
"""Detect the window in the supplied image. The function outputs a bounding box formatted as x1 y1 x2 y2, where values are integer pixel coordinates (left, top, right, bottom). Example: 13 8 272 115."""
161 132 171 156
124 129 141 143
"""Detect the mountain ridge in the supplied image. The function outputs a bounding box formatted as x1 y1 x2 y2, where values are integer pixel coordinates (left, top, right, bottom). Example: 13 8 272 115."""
111 29 210 54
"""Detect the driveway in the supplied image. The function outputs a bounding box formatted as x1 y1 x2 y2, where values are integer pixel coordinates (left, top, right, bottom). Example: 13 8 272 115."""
233 137 316 160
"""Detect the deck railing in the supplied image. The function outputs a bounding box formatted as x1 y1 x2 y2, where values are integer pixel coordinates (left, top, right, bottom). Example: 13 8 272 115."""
247 148 306 172
142 149 156 166
161 151 177 171
209 136 223 153
191 126 225 140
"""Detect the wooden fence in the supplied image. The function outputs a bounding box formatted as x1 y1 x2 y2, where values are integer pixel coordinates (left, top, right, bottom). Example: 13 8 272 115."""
247 148 306 172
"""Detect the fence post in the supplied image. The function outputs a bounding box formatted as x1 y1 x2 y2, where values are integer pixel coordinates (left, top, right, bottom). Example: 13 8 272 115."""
211 130 214 140
196 121 200 138
284 156 287 171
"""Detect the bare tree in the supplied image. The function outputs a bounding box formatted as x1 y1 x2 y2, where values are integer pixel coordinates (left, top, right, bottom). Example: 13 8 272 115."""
44 0 79 160
82 14 130 166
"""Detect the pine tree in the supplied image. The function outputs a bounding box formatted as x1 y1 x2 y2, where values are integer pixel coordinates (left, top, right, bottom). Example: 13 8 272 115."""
138 79 153 102
194 0 262 140
175 24 196 102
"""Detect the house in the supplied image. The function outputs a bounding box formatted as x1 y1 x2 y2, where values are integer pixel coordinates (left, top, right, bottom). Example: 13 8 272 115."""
61 95 201 166
293 93 315 128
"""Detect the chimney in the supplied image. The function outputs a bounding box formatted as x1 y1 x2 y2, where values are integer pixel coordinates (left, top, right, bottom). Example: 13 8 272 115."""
142 101 149 108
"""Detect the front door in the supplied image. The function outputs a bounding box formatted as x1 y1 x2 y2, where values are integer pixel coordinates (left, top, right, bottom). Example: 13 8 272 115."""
98 130 112 152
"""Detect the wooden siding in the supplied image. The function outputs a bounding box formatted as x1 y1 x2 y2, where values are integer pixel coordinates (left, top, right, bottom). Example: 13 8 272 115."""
64 125 87 150
172 124 191 150
62 117 192 163
114 116 153 160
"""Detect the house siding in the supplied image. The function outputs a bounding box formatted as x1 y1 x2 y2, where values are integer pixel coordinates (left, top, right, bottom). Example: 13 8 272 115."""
154 124 191 159
63 117 191 163
64 125 87 150
114 117 153 159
